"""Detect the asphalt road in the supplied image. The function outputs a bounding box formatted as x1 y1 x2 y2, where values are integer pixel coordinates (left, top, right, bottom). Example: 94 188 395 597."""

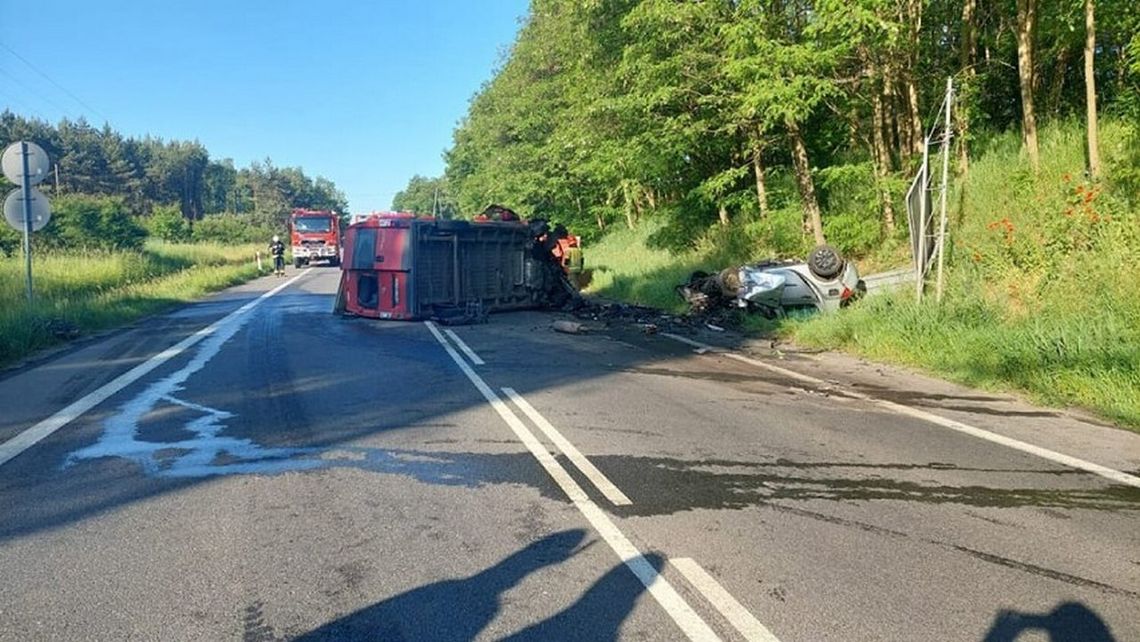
1 267 1137 641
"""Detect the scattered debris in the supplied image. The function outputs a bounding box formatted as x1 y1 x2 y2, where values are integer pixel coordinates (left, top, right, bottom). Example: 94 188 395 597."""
43 318 80 340
552 320 587 334
568 299 748 337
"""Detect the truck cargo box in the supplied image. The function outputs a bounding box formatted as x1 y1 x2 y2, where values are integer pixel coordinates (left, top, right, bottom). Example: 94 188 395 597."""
335 214 575 320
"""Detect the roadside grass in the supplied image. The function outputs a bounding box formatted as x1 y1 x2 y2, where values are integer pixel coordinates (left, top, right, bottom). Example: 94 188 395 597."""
585 119 1140 430
0 241 264 368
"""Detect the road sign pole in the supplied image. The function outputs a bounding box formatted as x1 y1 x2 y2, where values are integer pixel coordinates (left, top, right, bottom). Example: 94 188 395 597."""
20 142 34 304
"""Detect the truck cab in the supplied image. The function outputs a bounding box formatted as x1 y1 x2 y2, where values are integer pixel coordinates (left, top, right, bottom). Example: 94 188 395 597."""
289 209 342 268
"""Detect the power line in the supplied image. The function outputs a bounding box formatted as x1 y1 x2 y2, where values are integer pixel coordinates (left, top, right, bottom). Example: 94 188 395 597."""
0 65 73 118
0 86 50 121
0 40 110 123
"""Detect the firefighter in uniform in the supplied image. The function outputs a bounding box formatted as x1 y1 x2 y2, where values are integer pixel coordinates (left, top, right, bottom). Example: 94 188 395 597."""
269 235 286 276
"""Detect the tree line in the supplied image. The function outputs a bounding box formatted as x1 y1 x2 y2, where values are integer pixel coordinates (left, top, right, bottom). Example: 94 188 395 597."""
396 0 1138 254
0 111 347 250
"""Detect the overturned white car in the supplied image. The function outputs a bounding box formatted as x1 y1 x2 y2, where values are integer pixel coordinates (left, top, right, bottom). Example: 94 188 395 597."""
677 245 864 318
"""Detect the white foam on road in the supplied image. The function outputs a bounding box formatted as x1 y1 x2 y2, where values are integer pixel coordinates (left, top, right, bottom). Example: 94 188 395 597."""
661 333 1140 489
0 272 307 469
65 282 320 477
426 321 727 642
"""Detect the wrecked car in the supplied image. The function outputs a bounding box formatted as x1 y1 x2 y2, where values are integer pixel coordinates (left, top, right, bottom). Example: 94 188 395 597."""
677 245 864 318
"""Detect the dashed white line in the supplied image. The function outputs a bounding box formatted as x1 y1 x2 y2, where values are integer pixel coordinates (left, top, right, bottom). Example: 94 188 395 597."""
502 387 632 506
444 328 485 365
672 558 782 642
426 321 723 642
0 272 308 468
661 332 1140 489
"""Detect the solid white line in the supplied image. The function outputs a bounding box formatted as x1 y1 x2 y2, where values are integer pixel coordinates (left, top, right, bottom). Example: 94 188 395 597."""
672 558 781 642
660 333 1140 489
502 387 633 506
425 321 722 642
0 272 308 468
444 328 485 365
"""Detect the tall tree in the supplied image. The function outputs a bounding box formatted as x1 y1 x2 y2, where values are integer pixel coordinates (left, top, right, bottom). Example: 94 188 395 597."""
1016 0 1040 170
1084 0 1101 178
393 175 458 218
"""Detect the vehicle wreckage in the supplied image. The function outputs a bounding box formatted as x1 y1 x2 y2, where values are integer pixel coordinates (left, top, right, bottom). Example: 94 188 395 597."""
677 245 864 318
334 206 582 323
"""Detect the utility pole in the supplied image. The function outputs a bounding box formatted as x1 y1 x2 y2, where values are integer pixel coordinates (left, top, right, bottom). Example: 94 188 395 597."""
935 77 954 303
916 138 930 302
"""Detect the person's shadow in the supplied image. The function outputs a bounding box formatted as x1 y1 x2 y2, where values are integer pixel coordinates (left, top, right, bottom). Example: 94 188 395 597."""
502 553 663 641
296 529 594 641
983 602 1117 642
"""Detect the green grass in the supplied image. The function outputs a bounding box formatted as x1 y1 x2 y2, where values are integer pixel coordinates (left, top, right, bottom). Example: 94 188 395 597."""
585 119 1140 430
0 241 265 368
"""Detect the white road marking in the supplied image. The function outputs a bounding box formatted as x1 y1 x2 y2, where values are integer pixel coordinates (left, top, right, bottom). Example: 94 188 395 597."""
661 333 1140 489
672 558 781 642
502 387 633 506
444 328 485 365
0 272 308 469
426 321 724 642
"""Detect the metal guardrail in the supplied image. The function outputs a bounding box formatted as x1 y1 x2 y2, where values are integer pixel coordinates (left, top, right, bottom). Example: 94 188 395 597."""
862 267 915 296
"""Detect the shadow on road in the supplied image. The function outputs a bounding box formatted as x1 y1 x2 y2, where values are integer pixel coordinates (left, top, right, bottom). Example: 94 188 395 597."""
293 529 658 642
983 601 1117 641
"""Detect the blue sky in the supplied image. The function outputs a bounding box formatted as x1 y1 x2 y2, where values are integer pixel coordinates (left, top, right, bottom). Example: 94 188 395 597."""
0 1 529 213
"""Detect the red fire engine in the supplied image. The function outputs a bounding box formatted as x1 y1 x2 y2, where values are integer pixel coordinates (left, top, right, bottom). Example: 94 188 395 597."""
289 208 342 268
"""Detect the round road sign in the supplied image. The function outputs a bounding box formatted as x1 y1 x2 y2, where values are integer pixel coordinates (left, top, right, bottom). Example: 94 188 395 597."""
4 188 52 232
2 141 51 186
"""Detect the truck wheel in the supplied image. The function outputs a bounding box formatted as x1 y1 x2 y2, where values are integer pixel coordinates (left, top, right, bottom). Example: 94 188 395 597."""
328 257 339 268
294 258 303 269
807 245 844 280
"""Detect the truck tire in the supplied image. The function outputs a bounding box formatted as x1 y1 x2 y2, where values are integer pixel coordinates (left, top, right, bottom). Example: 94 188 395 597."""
294 258 303 269
807 245 844 280
327 256 339 268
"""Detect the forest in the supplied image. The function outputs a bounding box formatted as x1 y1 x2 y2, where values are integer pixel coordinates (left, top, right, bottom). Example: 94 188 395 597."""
397 0 1138 257
0 112 347 252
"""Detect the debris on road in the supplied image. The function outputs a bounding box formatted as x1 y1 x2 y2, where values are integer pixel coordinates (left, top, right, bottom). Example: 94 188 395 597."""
552 320 587 334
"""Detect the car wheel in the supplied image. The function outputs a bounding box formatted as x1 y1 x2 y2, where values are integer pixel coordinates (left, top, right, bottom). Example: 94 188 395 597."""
807 245 844 280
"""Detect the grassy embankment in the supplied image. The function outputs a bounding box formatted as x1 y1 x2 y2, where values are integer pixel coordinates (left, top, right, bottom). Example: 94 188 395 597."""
0 241 264 368
586 120 1140 429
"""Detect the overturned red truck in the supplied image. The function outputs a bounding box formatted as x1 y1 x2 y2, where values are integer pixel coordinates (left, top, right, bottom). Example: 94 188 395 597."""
334 207 581 321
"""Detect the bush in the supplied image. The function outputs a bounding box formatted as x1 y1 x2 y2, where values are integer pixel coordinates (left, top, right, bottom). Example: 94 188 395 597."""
0 223 18 257
144 204 191 242
743 206 811 258
816 162 885 257
40 194 146 251
191 213 275 244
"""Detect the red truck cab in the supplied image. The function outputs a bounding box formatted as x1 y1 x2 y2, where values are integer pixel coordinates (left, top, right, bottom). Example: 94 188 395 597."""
289 208 342 268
